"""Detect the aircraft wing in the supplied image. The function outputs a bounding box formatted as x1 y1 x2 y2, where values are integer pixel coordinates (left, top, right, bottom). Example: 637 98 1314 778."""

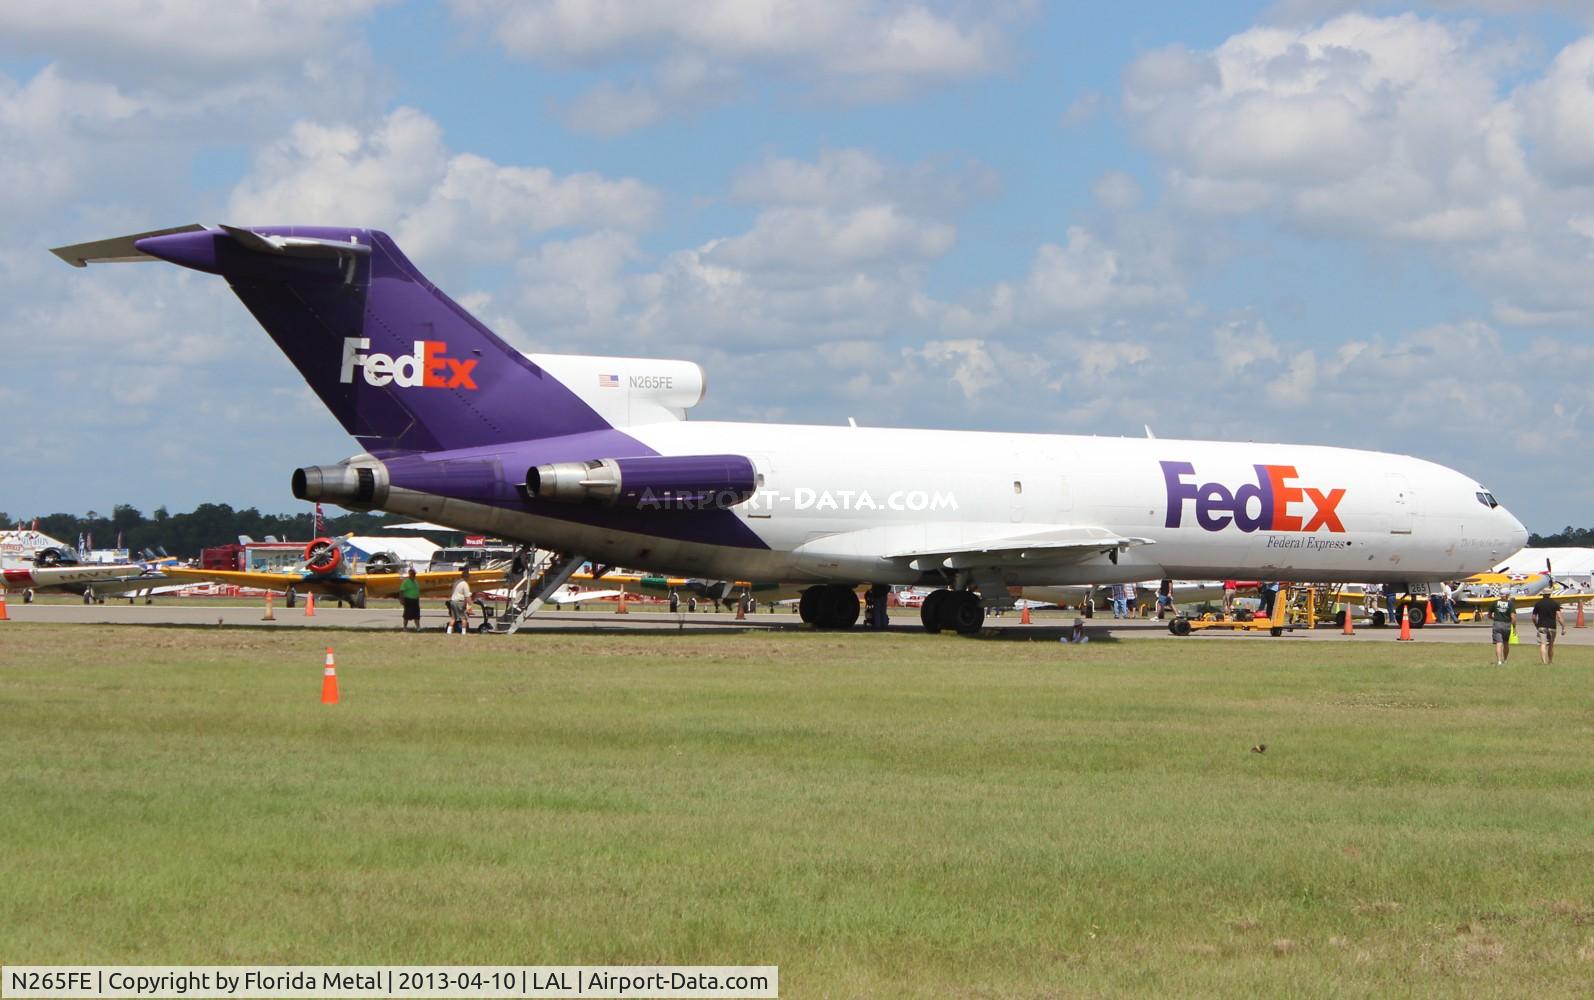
160 567 310 589
884 526 1155 570
4 564 150 590
406 569 506 598
1458 589 1593 608
548 586 624 604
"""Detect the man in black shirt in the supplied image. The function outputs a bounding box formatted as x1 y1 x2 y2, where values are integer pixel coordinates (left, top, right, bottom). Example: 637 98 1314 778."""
1532 590 1566 665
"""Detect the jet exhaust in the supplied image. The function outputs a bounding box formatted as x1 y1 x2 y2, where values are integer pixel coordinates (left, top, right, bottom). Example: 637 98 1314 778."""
527 454 757 510
292 462 390 509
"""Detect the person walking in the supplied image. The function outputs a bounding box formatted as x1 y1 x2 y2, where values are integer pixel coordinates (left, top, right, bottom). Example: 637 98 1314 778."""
1112 583 1130 619
399 567 422 631
448 567 473 634
1489 587 1517 666
1531 589 1566 665
1221 580 1238 620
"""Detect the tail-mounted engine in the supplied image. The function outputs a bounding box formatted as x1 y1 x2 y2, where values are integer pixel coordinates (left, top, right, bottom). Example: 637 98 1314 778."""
527 454 757 511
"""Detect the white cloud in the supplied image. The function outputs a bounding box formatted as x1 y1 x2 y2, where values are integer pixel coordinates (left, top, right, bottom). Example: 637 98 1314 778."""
1266 0 1594 26
0 1 384 86
228 107 659 266
1120 13 1594 325
453 0 1025 131
706 205 955 272
915 339 1000 397
1518 36 1594 186
1091 171 1143 211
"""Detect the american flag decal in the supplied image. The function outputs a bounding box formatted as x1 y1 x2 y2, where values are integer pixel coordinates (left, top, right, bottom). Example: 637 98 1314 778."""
598 373 620 388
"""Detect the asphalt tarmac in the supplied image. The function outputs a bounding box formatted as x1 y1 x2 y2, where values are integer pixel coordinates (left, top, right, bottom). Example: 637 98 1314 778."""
5 599 1590 645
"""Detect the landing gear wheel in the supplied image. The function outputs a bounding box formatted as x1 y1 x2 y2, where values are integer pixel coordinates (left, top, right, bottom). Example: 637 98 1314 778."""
23 589 34 604
921 590 948 634
669 591 680 613
1170 617 1193 636
83 588 94 605
798 587 820 624
817 585 860 629
945 591 985 636
285 587 298 609
352 587 367 610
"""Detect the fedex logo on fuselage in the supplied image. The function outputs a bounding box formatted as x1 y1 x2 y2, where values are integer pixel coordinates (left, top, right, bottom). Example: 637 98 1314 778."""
339 337 477 389
1161 460 1346 533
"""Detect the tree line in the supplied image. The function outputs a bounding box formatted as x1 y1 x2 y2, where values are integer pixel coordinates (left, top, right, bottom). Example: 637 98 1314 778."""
1528 526 1594 547
2 504 418 558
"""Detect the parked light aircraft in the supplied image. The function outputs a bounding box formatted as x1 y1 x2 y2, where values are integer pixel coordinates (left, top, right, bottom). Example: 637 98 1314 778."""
160 535 502 607
2 543 178 604
53 225 1530 634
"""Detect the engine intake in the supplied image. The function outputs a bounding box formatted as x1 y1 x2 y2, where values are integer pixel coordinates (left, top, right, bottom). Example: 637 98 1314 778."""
527 454 757 511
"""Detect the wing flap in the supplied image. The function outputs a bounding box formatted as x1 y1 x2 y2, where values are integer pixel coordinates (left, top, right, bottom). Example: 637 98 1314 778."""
885 526 1154 571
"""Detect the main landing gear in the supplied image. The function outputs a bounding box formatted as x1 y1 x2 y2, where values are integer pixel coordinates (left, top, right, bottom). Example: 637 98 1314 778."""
919 589 985 636
798 584 860 629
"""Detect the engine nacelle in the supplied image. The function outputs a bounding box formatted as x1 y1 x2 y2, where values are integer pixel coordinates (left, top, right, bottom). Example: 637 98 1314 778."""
527 454 757 511
292 462 390 509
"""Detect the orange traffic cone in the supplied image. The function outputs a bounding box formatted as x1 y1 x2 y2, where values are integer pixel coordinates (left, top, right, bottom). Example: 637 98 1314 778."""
1020 604 1032 624
0 591 9 621
1397 605 1413 641
321 647 339 704
304 592 316 617
735 598 746 621
1427 597 1438 625
615 588 628 614
1577 602 1586 629
261 592 276 621
1342 606 1354 636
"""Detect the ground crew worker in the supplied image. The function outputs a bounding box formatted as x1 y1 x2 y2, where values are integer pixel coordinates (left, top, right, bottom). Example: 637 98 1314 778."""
448 567 473 634
1490 587 1517 666
399 567 421 631
1532 589 1566 664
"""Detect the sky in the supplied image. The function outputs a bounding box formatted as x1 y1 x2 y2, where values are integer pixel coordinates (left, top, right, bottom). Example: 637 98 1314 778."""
1 0 1591 533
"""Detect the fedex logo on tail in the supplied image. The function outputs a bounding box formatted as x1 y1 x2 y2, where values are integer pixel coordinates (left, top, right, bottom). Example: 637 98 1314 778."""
1162 461 1346 533
339 337 477 389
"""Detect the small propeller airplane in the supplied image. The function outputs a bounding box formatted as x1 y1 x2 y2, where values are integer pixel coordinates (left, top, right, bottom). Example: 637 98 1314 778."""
160 536 504 607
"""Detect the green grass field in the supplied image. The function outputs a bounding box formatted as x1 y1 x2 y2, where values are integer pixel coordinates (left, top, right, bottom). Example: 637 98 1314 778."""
3 624 1592 997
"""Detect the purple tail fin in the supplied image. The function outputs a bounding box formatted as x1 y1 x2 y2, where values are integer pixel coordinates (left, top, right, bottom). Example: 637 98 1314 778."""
133 226 611 454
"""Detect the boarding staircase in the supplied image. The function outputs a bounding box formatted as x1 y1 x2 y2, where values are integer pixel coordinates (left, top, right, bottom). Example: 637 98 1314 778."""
481 551 589 635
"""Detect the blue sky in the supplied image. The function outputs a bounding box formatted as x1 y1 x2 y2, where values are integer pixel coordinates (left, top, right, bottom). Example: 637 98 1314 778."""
1 1 1591 532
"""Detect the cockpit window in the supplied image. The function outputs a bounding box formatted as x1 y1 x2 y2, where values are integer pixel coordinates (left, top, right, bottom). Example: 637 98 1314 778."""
1475 491 1499 509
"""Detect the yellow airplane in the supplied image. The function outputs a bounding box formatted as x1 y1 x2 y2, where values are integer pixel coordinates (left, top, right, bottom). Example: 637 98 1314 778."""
161 536 503 608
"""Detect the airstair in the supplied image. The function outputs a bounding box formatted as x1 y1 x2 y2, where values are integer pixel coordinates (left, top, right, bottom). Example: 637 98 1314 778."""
482 552 590 635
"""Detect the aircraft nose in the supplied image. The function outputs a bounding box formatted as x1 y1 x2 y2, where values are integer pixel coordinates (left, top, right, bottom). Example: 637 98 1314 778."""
1501 507 1528 553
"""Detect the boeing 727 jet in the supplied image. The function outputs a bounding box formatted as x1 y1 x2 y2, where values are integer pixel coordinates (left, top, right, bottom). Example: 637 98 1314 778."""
52 225 1529 634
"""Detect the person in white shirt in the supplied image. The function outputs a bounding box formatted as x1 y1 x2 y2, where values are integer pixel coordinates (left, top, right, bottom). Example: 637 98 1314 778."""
448 567 473 633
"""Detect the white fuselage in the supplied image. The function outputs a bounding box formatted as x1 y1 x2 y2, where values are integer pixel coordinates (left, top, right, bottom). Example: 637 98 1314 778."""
377 421 1527 587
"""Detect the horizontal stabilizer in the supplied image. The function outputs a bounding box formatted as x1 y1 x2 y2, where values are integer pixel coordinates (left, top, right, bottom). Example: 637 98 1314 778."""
49 224 205 267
